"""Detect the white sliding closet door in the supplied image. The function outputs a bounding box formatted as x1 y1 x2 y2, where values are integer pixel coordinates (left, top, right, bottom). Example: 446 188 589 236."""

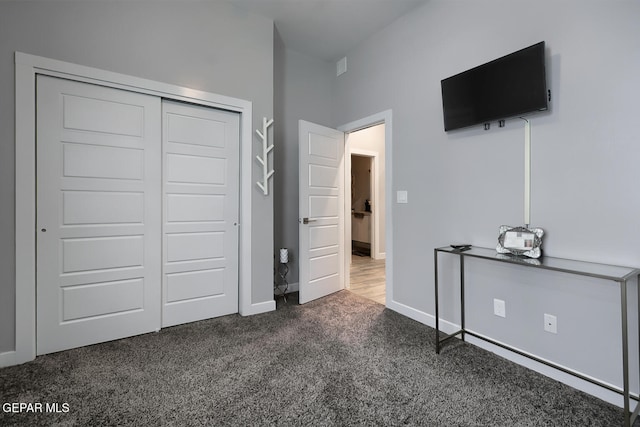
162 100 239 327
36 76 162 355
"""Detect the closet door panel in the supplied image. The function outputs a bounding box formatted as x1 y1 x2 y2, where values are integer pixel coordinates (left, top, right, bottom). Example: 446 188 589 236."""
162 100 239 327
36 75 161 355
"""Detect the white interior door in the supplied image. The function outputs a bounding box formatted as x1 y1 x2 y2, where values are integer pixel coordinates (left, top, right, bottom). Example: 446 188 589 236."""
162 100 239 327
298 120 345 304
36 75 161 355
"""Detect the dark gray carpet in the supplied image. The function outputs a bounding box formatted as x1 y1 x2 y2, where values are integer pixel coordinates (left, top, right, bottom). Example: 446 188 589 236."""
0 291 627 426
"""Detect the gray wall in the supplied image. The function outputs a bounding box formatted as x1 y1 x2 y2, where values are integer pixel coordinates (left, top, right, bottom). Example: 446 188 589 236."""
273 37 334 286
331 0 640 395
0 0 274 353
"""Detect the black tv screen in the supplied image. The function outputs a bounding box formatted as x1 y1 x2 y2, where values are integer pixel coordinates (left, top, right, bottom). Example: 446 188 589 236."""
441 42 548 131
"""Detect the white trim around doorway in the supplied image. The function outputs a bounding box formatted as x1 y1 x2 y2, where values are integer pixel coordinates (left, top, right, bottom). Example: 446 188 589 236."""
9 52 257 367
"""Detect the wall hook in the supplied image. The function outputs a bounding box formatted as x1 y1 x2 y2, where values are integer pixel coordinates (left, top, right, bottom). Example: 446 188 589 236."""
255 117 275 195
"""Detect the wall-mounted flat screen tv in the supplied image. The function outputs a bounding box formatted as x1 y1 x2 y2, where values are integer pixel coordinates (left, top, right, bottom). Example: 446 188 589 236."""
441 41 548 131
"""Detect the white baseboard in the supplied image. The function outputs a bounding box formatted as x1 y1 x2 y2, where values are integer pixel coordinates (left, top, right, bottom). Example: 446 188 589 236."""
0 350 18 368
385 299 430 324
384 299 631 409
465 333 631 408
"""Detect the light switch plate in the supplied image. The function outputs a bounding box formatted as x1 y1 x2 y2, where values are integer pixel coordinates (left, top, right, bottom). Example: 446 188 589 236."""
493 299 506 318
337 57 347 76
397 190 408 204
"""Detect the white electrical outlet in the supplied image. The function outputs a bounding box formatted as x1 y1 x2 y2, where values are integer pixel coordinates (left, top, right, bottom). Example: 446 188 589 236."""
544 314 557 334
493 299 506 318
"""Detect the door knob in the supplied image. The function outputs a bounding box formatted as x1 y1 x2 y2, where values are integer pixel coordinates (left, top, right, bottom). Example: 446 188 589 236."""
302 218 316 224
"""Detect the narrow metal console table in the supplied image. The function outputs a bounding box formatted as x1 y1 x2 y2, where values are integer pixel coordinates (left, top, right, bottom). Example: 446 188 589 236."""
434 246 640 427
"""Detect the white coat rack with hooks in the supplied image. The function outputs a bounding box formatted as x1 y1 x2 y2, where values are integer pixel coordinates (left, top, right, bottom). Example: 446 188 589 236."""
255 117 275 195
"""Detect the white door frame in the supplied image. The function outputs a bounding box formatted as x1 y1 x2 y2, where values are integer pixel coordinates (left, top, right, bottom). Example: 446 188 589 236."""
338 110 392 307
11 52 255 366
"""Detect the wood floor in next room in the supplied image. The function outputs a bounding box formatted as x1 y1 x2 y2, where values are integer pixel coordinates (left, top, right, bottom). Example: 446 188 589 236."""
349 254 386 305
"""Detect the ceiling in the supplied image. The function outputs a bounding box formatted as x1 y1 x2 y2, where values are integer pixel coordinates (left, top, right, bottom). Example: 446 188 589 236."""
226 0 429 62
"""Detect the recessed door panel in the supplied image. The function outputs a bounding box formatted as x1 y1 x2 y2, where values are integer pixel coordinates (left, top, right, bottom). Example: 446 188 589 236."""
166 232 224 262
166 269 225 303
63 93 145 137
166 154 226 185
309 195 339 218
309 132 339 160
166 194 224 223
309 164 339 189
309 225 339 251
63 143 144 180
309 253 339 282
62 236 144 273
62 279 144 321
63 191 144 225
167 113 226 148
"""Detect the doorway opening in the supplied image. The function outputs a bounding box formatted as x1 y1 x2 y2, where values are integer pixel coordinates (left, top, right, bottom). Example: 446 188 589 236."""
346 124 386 305
297 111 391 307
